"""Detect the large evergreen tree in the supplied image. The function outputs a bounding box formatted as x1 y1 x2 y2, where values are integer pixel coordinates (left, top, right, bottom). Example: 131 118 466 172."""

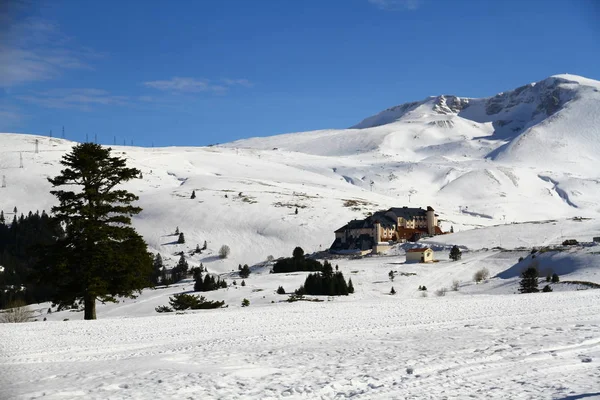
152 253 164 285
39 143 153 320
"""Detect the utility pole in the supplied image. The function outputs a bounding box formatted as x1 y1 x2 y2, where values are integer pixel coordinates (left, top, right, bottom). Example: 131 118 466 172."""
35 139 39 154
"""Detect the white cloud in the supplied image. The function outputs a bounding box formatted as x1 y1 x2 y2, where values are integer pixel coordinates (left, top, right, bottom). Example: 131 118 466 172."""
143 77 253 94
16 88 129 111
368 0 422 10
0 15 103 88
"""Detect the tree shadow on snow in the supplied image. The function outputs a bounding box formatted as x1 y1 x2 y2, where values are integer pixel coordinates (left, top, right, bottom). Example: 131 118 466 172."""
557 393 600 400
161 240 180 245
200 255 221 263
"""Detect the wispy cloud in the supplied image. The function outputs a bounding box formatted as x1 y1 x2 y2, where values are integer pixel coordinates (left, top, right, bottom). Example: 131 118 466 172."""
0 12 104 88
368 0 422 10
143 77 253 94
16 88 129 111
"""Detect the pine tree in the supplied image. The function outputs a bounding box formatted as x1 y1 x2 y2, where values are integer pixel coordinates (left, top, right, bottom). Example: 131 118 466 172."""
449 245 462 261
195 244 201 254
239 264 251 278
519 265 539 293
389 270 395 282
202 240 207 250
450 226 454 233
542 284 553 292
390 287 396 295
0 211 4 225
152 253 164 285
39 143 152 320
277 286 285 294
348 279 354 294
551 273 560 283
241 280 246 287
178 232 185 244
295 208 298 215
191 190 196 199
175 226 179 235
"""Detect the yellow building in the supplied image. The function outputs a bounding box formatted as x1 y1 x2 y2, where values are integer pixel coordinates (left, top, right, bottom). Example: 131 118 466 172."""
406 248 434 263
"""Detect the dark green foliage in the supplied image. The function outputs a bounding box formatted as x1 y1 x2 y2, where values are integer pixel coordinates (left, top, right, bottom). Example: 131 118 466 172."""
518 257 524 262
241 298 250 307
170 254 189 283
449 245 462 261
562 239 578 246
546 274 551 282
389 270 395 281
38 143 152 320
272 249 323 273
348 279 354 294
519 265 539 293
191 190 196 199
552 273 560 283
194 273 227 292
418 285 427 291
152 254 164 285
276 286 285 294
239 264 251 279
190 266 203 281
178 232 185 244
0 210 64 309
155 305 173 313
195 244 201 254
299 268 350 296
390 287 396 295
167 293 224 310
241 280 246 287
202 240 207 250
542 284 553 292
292 246 304 260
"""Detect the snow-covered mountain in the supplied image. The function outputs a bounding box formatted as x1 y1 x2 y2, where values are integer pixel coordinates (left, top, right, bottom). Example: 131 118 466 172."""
1 74 599 271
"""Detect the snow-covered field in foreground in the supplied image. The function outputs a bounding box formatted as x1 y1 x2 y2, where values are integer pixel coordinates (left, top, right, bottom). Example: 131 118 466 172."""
2 289 600 399
3 245 600 399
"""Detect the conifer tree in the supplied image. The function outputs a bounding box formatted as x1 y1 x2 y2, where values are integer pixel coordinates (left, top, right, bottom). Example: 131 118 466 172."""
40 143 152 320
202 240 207 250
348 279 354 294
450 245 462 261
0 210 4 225
519 265 539 293
178 232 185 244
389 270 395 282
152 253 164 285
390 287 396 295
191 190 196 199
239 264 251 278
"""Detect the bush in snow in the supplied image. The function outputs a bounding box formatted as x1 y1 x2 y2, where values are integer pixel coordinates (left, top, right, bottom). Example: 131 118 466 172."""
155 305 173 313
451 280 460 291
276 286 286 294
167 293 224 310
473 268 490 283
552 273 560 283
542 284 553 292
219 245 230 259
241 298 250 307
241 280 246 287
0 300 33 323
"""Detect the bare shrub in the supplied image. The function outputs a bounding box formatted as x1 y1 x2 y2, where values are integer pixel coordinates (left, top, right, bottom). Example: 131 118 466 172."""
0 300 34 323
435 287 448 297
219 245 231 259
451 280 460 291
473 268 490 283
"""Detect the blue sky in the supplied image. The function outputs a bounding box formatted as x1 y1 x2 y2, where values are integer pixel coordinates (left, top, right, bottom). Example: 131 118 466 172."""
1 0 599 147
